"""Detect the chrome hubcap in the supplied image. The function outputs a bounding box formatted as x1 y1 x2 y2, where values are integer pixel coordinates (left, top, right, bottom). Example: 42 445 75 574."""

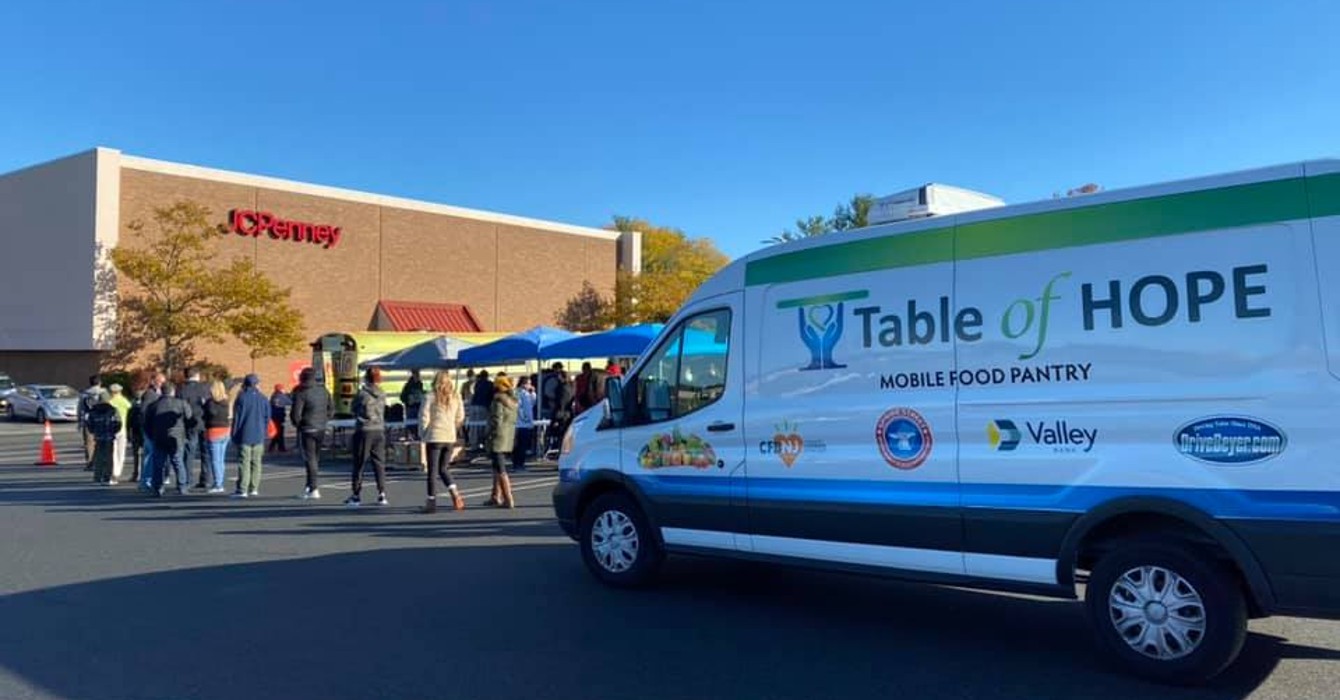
1109 565 1207 660
591 510 639 573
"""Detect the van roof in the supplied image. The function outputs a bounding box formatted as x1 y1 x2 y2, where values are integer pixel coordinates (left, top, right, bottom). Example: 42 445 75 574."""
687 158 1340 303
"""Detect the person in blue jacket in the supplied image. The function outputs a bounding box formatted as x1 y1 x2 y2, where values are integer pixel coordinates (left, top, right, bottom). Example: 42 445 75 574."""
231 374 271 499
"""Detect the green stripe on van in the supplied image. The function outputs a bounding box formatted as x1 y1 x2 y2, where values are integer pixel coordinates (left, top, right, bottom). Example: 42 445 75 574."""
745 174 1336 286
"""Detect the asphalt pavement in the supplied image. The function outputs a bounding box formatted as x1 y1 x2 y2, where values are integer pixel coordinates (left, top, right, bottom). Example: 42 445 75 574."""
1 420 1338 700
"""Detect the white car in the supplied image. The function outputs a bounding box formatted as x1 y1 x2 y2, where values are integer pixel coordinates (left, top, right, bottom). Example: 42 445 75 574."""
6 384 81 423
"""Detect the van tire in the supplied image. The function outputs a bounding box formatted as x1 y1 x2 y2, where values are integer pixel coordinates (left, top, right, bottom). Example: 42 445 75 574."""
579 492 663 588
1086 540 1247 685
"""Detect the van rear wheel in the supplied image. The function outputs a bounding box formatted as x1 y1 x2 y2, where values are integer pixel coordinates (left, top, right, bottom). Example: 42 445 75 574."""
579 492 663 587
1086 540 1247 685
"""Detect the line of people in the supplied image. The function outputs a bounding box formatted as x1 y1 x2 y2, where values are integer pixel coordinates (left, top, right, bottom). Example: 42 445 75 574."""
77 364 538 512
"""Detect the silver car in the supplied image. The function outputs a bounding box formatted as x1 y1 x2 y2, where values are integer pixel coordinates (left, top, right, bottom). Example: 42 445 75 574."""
5 384 81 423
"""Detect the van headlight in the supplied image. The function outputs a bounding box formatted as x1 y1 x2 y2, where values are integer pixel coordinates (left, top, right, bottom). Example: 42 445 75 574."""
560 423 576 455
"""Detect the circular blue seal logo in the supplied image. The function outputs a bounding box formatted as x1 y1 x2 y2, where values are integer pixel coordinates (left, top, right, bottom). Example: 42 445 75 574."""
876 408 933 470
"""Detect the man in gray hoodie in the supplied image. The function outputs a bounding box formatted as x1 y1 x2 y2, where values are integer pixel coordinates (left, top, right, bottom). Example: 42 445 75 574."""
345 367 389 508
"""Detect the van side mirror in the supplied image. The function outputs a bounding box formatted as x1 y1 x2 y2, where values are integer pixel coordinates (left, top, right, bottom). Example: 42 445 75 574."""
605 377 625 425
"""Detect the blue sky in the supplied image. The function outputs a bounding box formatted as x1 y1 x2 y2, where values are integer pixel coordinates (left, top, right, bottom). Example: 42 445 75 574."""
2 0 1337 259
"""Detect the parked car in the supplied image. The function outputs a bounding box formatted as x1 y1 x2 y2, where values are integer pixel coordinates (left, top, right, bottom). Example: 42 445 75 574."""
6 384 80 423
0 373 14 413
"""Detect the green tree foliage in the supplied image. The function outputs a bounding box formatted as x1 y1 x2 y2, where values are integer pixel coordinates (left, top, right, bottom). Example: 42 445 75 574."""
767 194 875 244
109 201 307 374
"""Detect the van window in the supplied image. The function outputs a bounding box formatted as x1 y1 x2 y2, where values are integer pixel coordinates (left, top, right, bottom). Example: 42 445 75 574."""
632 308 731 424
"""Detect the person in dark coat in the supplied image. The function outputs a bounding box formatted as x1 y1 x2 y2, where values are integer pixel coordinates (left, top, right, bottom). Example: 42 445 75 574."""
137 372 165 490
179 369 211 490
85 391 122 485
231 374 270 498
400 369 425 440
290 368 332 500
144 383 190 497
268 384 292 453
345 368 389 508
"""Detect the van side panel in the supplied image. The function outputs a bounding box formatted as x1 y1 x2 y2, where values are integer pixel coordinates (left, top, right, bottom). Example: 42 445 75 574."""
953 173 1339 593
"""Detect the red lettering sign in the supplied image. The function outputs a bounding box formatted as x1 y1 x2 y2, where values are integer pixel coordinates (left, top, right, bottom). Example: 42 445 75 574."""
227 209 342 249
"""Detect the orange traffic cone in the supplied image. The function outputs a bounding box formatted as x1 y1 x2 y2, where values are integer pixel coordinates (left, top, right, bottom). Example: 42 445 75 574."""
35 421 58 467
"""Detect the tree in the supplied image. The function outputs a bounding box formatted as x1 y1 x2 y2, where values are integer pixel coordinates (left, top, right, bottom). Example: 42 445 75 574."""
766 194 875 244
109 201 307 374
609 217 729 324
555 281 613 331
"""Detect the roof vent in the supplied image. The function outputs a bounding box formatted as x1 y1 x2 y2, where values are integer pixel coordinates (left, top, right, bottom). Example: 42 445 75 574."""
867 183 1004 225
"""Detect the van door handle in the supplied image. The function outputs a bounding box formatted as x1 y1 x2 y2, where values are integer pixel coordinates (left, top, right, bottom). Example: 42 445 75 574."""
706 422 735 433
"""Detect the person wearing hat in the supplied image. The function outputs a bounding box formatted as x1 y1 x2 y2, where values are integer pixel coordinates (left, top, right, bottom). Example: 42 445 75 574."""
486 374 518 507
107 384 132 483
231 374 270 498
85 390 122 485
345 367 389 507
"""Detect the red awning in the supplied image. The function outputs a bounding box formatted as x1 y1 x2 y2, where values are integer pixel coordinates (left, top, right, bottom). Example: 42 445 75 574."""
374 300 483 333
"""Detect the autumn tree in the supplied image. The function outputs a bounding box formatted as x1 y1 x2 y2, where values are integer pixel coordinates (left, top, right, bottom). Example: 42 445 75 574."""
109 201 307 375
767 194 875 244
555 281 613 331
610 217 729 324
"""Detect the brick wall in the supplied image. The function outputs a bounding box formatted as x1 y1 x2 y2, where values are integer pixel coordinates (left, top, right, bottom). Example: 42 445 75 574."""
114 169 617 385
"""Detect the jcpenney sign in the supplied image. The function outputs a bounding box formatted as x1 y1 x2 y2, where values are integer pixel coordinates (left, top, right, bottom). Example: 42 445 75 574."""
228 209 342 249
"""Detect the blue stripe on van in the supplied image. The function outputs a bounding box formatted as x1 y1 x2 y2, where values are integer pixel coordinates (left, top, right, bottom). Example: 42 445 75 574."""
628 475 1340 522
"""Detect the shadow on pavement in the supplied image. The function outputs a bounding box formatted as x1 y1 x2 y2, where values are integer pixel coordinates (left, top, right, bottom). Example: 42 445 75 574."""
3 544 1337 700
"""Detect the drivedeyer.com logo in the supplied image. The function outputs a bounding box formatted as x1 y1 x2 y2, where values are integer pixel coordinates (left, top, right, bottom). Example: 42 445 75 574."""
876 407 933 469
1174 416 1286 465
777 291 870 371
988 418 1098 453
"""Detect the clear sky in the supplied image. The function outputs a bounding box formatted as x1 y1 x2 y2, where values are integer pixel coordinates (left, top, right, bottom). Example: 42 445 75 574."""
2 0 1337 259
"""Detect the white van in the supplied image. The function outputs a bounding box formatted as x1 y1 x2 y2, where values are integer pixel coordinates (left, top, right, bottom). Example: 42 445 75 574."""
551 160 1340 684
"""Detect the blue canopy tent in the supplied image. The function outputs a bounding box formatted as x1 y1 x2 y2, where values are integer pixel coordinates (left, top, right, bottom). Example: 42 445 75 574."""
359 336 476 371
455 326 579 365
539 323 665 361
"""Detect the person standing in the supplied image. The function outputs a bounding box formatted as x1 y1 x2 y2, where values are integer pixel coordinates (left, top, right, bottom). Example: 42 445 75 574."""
573 363 594 415
549 368 575 454
77 374 103 471
107 384 131 485
268 384 292 453
486 375 518 508
419 371 465 513
85 391 121 485
203 380 231 494
400 369 425 441
179 368 211 490
290 368 331 500
540 362 563 420
345 368 389 508
231 374 270 499
512 376 537 473
144 383 189 497
138 373 165 491
469 369 494 452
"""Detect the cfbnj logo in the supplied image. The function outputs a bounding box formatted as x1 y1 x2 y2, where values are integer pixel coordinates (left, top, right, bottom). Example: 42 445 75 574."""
777 290 869 371
987 420 1021 451
1174 416 1286 465
876 407 933 470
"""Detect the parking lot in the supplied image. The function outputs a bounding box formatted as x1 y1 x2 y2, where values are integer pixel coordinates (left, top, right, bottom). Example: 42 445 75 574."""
1 421 1338 699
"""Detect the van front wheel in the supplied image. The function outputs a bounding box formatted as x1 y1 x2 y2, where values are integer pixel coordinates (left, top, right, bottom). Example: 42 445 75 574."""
579 492 663 588
1086 541 1247 685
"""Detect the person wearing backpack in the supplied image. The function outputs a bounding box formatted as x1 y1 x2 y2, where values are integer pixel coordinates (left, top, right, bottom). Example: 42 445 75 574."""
85 390 121 485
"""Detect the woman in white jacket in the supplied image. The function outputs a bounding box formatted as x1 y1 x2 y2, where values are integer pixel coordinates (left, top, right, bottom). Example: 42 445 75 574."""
419 371 465 513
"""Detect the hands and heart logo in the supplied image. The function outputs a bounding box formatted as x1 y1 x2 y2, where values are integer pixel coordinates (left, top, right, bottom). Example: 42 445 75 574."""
779 290 869 372
773 421 805 467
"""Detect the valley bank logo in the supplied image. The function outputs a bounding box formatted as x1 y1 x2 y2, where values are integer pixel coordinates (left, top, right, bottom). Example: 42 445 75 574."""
988 418 1098 453
777 290 870 371
1174 416 1286 465
876 407 933 469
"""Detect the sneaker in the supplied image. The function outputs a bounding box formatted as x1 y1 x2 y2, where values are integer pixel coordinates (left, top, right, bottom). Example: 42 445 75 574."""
344 495 361 508
231 491 248 500
108 479 119 485
376 493 389 506
309 489 321 500
248 490 259 497
208 487 226 494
